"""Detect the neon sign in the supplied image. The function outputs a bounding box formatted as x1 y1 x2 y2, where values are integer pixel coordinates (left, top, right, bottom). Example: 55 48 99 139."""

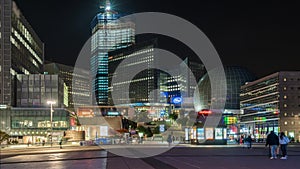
172 97 182 104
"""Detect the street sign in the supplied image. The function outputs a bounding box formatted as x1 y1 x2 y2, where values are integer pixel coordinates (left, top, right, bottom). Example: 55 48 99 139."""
159 124 165 132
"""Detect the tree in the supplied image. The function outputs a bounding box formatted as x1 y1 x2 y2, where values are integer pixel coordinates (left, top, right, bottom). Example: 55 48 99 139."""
169 113 178 121
137 126 153 137
0 130 9 144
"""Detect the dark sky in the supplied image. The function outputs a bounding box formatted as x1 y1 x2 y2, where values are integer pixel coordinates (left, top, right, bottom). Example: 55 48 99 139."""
15 0 300 79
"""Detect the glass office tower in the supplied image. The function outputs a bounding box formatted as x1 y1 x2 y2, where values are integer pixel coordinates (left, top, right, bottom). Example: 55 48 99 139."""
0 0 44 106
90 0 135 105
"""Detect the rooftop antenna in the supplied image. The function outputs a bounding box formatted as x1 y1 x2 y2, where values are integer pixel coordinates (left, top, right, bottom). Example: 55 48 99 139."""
99 0 111 12
105 0 111 11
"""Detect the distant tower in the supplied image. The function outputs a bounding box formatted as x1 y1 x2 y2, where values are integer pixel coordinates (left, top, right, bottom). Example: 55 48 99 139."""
90 0 135 105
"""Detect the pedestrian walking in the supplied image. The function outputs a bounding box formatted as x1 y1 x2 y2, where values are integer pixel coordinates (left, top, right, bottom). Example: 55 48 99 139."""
167 134 172 147
265 131 279 159
279 132 290 160
59 139 63 149
245 135 252 149
240 135 244 145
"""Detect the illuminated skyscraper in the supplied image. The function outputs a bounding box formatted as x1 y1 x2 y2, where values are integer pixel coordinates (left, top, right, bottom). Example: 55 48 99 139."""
44 62 91 108
90 0 135 105
0 0 44 106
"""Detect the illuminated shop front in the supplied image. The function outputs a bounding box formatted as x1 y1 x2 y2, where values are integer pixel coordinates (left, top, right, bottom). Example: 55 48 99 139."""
190 110 227 145
190 126 227 145
1 107 70 144
239 72 300 141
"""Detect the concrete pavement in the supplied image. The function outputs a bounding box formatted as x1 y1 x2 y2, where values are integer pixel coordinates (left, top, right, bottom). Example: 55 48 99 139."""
1 143 300 169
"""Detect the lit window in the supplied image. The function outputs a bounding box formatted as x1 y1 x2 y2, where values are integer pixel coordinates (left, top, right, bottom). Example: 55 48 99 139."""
283 87 287 90
284 113 287 116
291 121 295 125
284 95 287 99
284 78 287 81
284 121 288 125
284 104 287 107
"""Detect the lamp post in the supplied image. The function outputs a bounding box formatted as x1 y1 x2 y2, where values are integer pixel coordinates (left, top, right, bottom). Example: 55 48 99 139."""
47 101 56 147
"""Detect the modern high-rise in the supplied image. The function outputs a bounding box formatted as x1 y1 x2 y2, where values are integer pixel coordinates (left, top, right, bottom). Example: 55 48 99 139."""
90 0 135 105
0 0 44 106
44 62 91 108
240 71 300 142
165 58 206 101
108 39 162 105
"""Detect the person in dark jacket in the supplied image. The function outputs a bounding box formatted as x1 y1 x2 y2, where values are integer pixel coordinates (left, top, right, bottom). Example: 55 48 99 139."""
265 131 279 159
245 135 252 149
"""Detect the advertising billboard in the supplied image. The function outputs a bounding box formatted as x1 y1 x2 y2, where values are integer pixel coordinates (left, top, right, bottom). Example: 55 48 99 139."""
205 128 214 140
215 128 223 139
197 128 204 140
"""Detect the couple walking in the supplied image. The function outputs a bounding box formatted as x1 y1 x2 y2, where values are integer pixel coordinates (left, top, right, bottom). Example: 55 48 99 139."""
265 131 290 160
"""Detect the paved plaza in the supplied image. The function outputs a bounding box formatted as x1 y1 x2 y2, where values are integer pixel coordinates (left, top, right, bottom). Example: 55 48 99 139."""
1 143 299 169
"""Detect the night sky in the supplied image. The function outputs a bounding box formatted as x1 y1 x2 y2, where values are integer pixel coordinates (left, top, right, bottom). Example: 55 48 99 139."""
15 0 300 79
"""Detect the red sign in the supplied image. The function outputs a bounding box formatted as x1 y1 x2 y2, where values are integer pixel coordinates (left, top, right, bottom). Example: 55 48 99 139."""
198 109 212 115
70 117 75 126
77 109 94 117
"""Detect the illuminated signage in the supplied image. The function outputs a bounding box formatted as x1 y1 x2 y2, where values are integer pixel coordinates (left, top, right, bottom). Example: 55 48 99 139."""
100 126 108 136
172 97 182 104
254 117 267 121
78 109 94 117
107 111 120 116
63 83 68 107
215 128 223 140
198 109 212 115
197 128 204 140
224 117 237 125
205 128 214 140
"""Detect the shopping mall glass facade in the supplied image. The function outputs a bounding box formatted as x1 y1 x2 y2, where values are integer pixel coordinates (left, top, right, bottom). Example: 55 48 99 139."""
193 66 256 141
0 108 70 144
240 72 300 142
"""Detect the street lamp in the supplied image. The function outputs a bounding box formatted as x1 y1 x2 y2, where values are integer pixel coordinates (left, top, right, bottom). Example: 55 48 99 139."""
47 100 56 147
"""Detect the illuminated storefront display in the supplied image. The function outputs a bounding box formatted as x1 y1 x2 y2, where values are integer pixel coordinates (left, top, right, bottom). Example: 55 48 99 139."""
215 128 223 139
205 128 214 140
197 128 204 140
190 127 197 139
224 117 237 125
1 107 70 144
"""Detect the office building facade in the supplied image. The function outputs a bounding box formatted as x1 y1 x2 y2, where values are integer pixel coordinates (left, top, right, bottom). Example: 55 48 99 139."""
44 62 91 108
0 0 44 106
165 58 206 102
240 71 300 142
15 74 67 108
90 0 135 105
108 39 169 106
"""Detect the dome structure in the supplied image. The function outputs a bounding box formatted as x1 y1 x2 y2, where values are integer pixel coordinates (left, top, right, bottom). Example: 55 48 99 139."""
194 66 256 111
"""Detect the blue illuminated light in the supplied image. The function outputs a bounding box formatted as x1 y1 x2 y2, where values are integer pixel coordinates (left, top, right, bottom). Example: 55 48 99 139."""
172 96 182 104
